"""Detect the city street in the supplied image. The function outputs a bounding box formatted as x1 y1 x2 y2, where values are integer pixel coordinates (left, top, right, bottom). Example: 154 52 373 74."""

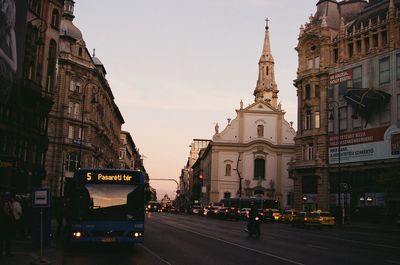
63 213 400 265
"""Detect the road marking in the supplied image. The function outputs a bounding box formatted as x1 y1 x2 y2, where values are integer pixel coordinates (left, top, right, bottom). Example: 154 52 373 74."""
139 244 172 265
386 260 400 264
306 244 328 250
159 220 305 265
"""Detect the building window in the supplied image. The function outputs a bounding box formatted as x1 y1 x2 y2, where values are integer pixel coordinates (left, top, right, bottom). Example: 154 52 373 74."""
305 110 312 129
257 124 264 137
373 32 378 48
225 164 231 176
305 85 311 100
66 152 79 172
315 85 320 98
339 82 347 96
224 192 231 199
254 158 265 179
348 43 353 58
68 124 82 140
396 54 400 80
51 9 60 28
29 0 42 16
315 111 320 129
352 66 362 88
46 40 57 93
382 31 388 46
305 143 314 160
69 80 81 92
333 48 338 63
379 57 390 84
365 36 370 51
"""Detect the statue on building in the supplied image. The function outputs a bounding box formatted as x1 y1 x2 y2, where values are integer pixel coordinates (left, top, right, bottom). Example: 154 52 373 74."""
214 123 219 134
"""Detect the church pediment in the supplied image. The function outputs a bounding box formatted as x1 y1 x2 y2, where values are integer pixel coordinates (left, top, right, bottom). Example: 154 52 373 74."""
243 101 277 113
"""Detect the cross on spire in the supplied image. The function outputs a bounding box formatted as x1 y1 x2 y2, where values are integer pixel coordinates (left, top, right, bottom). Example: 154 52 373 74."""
265 17 269 30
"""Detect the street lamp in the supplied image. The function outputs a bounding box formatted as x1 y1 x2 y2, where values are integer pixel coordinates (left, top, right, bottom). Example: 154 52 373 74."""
328 101 344 225
77 80 98 169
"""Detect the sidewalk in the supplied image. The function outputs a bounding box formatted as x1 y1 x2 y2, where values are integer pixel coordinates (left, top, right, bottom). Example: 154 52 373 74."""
0 237 64 265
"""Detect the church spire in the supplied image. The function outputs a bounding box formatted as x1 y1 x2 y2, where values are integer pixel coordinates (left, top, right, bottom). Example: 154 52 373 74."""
253 19 279 107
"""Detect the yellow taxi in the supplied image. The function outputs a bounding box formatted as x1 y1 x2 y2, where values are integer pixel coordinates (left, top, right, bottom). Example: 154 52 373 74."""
271 209 281 221
319 211 335 226
281 209 297 223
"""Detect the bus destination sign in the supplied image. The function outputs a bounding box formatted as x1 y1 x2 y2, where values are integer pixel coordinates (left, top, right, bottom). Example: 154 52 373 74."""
78 169 143 185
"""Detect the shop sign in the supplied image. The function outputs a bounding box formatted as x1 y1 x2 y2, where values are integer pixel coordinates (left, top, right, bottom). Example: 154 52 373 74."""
329 125 400 164
329 69 353 85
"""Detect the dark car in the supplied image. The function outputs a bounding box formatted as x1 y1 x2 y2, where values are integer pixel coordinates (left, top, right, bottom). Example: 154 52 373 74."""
217 207 240 220
258 208 275 223
292 212 321 228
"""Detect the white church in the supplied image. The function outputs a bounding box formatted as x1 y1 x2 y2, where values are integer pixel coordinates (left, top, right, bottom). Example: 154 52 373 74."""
193 22 296 209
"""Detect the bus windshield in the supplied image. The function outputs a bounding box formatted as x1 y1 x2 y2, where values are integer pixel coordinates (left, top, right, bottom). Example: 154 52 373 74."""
70 183 144 222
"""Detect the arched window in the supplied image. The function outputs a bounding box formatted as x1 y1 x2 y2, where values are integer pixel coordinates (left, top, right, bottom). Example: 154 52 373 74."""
254 158 265 179
225 164 231 176
224 192 231 199
66 152 78 172
257 124 264 137
51 9 60 28
78 47 83 57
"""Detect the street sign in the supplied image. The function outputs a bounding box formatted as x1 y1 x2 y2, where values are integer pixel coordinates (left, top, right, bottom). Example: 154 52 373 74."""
32 188 50 208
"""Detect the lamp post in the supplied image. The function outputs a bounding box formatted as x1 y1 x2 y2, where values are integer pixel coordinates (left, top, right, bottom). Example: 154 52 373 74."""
328 101 344 225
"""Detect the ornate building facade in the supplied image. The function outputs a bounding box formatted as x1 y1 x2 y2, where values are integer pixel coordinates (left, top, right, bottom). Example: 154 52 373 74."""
192 23 295 208
0 0 63 193
291 0 400 222
45 0 125 196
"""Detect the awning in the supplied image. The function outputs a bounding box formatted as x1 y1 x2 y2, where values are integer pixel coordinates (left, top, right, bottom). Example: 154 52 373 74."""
344 88 391 126
344 88 391 109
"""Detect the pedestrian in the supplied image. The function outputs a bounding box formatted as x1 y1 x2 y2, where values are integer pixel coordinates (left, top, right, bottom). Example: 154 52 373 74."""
0 192 15 257
11 196 22 239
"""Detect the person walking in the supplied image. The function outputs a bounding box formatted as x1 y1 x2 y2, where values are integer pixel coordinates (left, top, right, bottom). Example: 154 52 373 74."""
0 192 15 257
11 196 22 239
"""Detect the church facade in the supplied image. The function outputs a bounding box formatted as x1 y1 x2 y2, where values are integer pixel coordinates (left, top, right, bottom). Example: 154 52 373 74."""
193 23 295 209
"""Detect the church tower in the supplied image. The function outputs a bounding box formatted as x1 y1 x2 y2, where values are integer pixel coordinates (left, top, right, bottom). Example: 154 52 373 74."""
253 19 279 108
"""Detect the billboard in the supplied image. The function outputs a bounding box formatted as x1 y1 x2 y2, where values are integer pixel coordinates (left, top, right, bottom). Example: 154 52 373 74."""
329 69 352 86
329 125 400 164
0 0 27 103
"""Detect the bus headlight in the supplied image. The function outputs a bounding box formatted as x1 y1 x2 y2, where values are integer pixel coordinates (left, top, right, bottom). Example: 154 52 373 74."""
73 231 83 238
129 231 143 238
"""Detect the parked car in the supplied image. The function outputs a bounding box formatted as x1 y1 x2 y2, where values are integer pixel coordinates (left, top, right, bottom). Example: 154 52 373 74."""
319 211 335 226
281 209 297 223
292 212 321 228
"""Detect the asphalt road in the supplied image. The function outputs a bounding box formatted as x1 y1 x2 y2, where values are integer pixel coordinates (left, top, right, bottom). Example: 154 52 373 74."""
63 213 400 265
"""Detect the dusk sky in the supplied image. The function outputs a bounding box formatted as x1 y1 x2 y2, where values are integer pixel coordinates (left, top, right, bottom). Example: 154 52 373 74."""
74 0 317 198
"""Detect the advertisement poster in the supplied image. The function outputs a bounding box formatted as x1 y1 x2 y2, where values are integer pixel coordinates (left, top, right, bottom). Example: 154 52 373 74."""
0 0 27 103
329 125 400 164
329 69 353 86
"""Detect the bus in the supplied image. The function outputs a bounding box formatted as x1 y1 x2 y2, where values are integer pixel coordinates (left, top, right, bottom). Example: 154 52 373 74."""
65 168 146 244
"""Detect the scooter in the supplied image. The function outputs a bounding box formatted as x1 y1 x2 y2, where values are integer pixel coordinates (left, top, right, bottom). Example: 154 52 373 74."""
247 216 261 238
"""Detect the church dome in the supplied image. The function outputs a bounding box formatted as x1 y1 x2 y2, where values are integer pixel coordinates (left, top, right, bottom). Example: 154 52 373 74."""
60 19 82 41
